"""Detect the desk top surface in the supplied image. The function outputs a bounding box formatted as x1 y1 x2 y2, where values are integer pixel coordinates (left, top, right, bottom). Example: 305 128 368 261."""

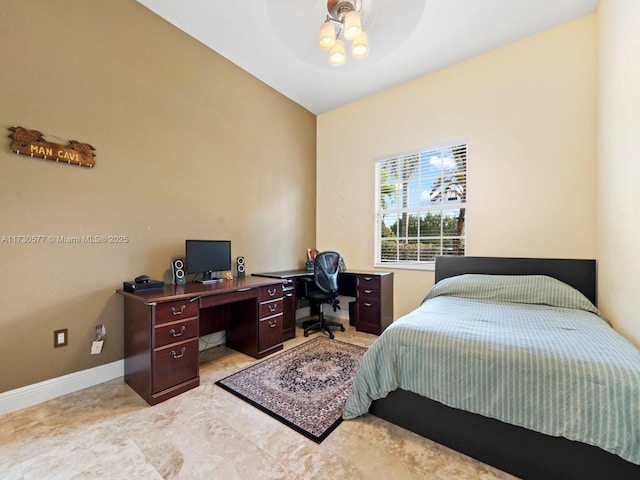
253 269 313 278
117 275 283 303
252 269 392 279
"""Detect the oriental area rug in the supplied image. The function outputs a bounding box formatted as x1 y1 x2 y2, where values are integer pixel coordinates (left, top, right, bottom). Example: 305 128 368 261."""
215 337 367 443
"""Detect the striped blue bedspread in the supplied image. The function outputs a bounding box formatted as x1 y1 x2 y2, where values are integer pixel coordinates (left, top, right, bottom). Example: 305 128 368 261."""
343 275 640 465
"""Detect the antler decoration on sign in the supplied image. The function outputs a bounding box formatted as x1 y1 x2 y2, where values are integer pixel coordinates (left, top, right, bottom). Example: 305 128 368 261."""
8 126 96 168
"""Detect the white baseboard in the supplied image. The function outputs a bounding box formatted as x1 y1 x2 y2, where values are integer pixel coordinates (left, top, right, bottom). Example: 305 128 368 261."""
326 295 353 321
326 309 350 321
296 306 311 320
199 331 226 351
0 360 124 416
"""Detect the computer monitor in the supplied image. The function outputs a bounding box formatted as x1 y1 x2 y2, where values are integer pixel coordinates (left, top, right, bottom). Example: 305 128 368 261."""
185 240 231 284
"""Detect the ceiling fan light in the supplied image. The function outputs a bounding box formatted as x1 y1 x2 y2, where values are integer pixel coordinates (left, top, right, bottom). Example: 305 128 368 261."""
343 11 362 41
329 39 346 65
352 31 368 57
319 20 336 50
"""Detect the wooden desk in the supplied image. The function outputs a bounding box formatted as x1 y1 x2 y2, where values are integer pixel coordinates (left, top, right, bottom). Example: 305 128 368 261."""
117 276 285 405
253 269 394 336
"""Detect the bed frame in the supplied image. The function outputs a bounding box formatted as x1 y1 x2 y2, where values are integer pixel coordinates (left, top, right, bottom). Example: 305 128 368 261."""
369 256 640 480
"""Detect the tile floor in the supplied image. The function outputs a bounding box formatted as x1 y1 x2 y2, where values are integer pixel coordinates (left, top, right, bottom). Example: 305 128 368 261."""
0 325 516 479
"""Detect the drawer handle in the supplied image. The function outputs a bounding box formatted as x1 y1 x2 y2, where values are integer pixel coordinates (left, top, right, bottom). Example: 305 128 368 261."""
285 293 294 297
171 347 186 359
364 289 373 294
268 304 278 312
268 319 277 328
363 276 373 281
364 303 373 307
169 326 186 337
267 288 277 296
170 305 186 315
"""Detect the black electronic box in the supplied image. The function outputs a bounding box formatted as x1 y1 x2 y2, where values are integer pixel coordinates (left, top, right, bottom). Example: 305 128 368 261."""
123 280 165 293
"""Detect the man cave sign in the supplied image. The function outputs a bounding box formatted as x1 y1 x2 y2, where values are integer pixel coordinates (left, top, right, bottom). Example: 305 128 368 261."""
8 126 95 168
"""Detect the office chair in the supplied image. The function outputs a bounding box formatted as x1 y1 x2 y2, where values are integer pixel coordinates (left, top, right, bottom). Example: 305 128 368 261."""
302 250 345 339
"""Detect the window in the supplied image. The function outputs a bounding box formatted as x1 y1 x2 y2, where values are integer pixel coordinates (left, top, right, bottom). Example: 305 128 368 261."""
375 142 467 268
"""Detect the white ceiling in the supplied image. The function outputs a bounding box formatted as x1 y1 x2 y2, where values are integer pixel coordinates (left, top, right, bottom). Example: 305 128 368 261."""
136 0 598 115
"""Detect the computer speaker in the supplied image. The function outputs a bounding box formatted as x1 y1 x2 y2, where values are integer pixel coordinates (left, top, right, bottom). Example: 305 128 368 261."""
235 256 245 278
172 258 186 285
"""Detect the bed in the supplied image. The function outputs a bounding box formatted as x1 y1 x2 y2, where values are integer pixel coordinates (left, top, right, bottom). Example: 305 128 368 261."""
344 257 640 480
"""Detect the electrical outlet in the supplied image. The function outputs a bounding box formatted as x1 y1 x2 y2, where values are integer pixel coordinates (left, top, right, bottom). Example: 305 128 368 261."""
54 328 68 348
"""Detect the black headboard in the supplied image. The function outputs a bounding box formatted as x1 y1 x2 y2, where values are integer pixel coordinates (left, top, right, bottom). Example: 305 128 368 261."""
435 256 597 305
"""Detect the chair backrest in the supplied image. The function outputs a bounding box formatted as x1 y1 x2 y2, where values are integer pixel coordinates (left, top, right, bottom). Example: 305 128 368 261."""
313 251 341 294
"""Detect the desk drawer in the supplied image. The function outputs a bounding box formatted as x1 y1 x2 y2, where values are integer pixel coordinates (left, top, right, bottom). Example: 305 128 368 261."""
259 298 283 319
200 288 257 308
259 284 283 301
355 301 381 334
356 287 380 302
155 300 198 325
154 317 198 348
259 313 283 352
282 278 296 291
356 275 381 289
152 338 199 394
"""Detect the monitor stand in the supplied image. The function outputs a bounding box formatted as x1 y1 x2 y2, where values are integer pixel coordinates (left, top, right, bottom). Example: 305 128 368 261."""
195 271 223 284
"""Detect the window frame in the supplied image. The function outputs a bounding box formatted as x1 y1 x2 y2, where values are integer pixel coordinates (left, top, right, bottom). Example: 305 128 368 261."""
374 141 468 270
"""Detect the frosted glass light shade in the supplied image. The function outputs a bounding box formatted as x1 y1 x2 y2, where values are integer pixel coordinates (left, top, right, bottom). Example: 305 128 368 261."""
329 39 346 65
319 21 336 50
343 11 362 41
352 31 368 57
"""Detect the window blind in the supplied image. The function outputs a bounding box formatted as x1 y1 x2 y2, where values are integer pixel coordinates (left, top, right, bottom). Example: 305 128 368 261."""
375 143 467 266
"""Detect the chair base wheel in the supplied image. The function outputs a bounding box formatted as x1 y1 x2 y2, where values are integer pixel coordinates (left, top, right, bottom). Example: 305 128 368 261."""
302 316 344 340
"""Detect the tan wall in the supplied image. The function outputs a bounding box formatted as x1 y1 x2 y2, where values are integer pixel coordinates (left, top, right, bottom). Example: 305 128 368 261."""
597 0 640 347
317 15 597 318
0 0 316 393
